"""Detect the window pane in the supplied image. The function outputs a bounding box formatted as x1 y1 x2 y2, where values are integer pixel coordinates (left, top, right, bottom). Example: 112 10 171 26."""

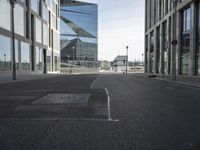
21 42 30 70
14 4 25 36
36 47 42 71
43 24 48 45
0 0 11 31
0 35 11 71
31 0 38 13
36 18 42 43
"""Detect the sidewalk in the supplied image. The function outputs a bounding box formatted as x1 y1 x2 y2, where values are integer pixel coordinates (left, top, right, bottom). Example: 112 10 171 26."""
133 73 200 88
0 72 60 84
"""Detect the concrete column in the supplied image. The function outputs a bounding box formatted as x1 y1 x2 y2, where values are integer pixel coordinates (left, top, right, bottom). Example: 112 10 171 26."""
148 34 151 73
144 35 148 73
154 28 158 73
160 23 164 74
166 18 171 74
189 2 197 76
176 10 181 75
170 14 174 75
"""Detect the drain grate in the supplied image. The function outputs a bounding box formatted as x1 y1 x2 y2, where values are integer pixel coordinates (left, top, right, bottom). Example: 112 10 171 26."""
32 93 90 104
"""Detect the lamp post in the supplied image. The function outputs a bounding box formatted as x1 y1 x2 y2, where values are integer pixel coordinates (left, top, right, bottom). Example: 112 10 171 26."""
72 46 75 62
8 0 17 80
126 46 129 74
172 0 178 80
142 53 144 65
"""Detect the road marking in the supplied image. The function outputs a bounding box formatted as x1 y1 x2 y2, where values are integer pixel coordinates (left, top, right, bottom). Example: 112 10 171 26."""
105 88 112 121
90 78 97 89
0 118 119 122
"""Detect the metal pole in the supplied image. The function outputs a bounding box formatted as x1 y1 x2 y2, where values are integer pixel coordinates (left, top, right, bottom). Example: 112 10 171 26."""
126 46 129 74
172 0 178 80
11 3 16 80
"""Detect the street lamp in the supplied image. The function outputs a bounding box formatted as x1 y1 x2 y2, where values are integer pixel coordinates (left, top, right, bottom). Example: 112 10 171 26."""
126 46 129 74
72 46 75 61
172 0 178 80
8 0 17 80
142 53 144 65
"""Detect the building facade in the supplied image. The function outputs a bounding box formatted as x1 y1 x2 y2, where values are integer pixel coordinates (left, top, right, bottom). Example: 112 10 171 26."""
145 0 200 76
0 0 60 74
60 0 98 68
111 55 127 73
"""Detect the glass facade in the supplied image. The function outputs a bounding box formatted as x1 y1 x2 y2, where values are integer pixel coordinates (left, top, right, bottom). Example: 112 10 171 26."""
60 1 98 68
21 42 30 70
181 8 191 75
0 0 60 74
0 35 11 71
0 0 11 31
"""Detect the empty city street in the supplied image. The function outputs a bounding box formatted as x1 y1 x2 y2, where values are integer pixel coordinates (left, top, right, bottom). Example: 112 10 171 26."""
0 74 200 150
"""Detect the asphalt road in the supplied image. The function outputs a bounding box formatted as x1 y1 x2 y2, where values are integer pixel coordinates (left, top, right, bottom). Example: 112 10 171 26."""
0 74 200 150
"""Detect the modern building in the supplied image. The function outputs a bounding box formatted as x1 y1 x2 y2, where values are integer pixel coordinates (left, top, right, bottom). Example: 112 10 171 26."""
145 0 200 76
111 55 127 72
0 0 60 74
60 0 98 68
98 60 111 70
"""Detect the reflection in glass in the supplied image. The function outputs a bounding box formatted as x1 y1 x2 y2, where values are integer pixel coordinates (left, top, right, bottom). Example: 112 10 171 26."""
0 35 11 71
21 42 30 70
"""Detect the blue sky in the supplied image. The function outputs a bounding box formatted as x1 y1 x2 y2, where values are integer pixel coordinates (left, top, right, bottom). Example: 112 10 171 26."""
80 0 145 61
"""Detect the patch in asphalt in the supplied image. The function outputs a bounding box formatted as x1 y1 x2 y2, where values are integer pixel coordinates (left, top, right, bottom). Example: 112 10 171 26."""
32 93 90 105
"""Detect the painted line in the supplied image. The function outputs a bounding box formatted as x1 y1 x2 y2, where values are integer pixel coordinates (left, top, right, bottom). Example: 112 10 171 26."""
0 118 119 122
105 88 112 121
90 78 97 89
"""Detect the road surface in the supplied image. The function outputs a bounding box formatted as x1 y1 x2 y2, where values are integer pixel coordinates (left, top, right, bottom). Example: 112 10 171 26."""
0 74 200 150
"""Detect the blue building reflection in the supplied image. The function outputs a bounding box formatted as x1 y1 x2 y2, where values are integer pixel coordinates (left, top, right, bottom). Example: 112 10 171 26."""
60 0 98 68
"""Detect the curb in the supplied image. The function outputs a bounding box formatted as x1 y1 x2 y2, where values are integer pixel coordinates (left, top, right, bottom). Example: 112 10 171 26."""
132 74 200 89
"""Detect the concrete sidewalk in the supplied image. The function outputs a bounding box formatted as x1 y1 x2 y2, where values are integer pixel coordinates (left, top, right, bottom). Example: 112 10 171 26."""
132 73 200 88
0 72 60 84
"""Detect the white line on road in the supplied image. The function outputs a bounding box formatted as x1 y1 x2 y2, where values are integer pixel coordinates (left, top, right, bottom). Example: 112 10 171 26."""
90 78 97 89
0 118 119 122
105 88 113 121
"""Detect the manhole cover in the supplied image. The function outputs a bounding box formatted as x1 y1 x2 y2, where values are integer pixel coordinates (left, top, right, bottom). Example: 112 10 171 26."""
32 93 90 104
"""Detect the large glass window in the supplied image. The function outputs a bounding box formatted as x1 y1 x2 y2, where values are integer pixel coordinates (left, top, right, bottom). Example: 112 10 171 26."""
0 0 11 31
47 50 51 72
43 24 48 46
183 8 191 32
14 4 25 36
181 33 190 75
15 40 19 70
42 4 48 21
21 42 30 70
31 0 38 13
51 13 56 29
0 35 11 71
36 47 43 71
36 18 42 43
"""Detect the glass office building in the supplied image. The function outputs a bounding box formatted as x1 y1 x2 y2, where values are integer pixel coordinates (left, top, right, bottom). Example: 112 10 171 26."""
60 0 98 68
0 0 60 74
145 0 200 76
